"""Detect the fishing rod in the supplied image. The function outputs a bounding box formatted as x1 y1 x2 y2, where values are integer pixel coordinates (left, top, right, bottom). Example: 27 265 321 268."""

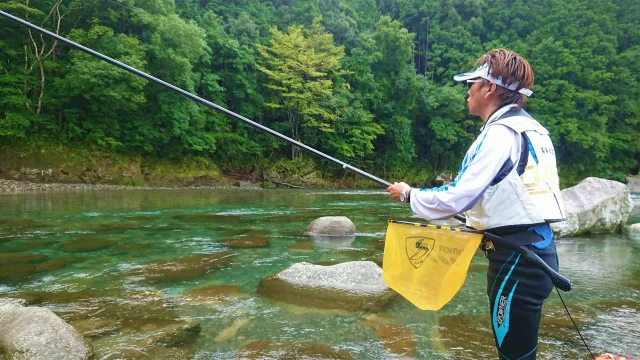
0 10 571 292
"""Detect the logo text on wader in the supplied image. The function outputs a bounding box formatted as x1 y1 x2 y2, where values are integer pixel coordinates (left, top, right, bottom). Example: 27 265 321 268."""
405 236 435 269
497 295 508 326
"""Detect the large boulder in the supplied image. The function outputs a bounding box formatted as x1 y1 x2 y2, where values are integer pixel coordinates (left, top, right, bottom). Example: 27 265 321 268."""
257 261 397 313
552 177 633 238
0 298 92 360
627 175 640 194
306 216 356 236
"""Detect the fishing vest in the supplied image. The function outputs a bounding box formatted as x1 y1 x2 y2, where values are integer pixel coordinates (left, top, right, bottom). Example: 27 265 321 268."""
465 109 566 231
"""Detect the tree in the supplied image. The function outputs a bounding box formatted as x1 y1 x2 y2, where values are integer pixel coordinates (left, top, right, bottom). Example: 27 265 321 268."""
258 20 345 158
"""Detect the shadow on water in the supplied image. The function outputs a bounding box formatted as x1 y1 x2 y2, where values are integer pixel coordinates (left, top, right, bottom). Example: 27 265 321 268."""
0 189 638 359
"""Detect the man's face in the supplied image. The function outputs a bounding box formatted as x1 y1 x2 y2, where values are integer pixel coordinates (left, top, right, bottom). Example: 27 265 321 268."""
466 78 486 117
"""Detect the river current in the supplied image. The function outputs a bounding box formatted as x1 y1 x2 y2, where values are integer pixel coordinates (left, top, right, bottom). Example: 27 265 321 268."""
1 189 638 359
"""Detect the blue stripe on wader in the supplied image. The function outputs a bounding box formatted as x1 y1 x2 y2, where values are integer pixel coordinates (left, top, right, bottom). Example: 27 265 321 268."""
492 253 521 348
489 251 516 301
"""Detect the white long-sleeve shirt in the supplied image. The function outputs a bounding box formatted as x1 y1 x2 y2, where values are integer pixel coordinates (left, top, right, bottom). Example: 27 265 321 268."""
410 105 522 220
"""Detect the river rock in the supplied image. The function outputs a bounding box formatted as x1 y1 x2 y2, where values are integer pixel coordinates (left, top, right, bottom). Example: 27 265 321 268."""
130 252 235 283
552 177 633 237
627 175 640 193
625 223 640 238
257 261 397 312
0 298 93 360
306 216 356 236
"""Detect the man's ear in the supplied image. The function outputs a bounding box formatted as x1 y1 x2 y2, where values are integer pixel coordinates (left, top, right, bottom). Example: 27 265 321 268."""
484 82 498 99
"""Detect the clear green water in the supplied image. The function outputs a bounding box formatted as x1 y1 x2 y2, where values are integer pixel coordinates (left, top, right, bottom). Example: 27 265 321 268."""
0 189 638 359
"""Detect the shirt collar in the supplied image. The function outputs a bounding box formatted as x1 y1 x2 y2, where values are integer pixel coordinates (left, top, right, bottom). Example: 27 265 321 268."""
481 104 518 132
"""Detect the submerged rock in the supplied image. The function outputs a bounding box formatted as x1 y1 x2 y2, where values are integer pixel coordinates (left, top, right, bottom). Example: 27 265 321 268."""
625 223 640 238
236 340 354 360
60 236 114 253
147 320 201 347
183 284 248 305
0 256 79 283
0 298 93 360
552 177 633 238
355 315 416 357
257 261 397 313
130 252 234 283
431 314 495 358
0 253 48 265
288 241 314 252
214 318 251 342
306 216 356 236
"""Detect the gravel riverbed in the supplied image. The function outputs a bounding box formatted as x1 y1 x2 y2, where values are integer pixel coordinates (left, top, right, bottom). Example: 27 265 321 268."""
0 179 243 194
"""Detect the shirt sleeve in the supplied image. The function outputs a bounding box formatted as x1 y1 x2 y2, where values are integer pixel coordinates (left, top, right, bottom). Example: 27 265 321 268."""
410 125 521 220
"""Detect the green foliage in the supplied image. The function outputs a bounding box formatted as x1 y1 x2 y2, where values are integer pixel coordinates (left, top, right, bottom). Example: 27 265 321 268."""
257 20 345 156
0 0 637 182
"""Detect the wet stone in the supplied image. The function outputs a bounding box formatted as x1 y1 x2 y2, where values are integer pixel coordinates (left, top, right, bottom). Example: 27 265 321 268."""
130 252 235 283
183 284 248 304
69 318 120 338
0 256 79 282
288 241 314 252
355 318 416 357
257 261 398 313
432 314 496 358
60 236 115 253
306 216 356 236
215 318 251 342
236 340 354 360
0 253 49 265
2 237 58 252
148 319 202 347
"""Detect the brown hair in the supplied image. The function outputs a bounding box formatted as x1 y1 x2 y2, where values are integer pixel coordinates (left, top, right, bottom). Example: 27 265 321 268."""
474 48 534 107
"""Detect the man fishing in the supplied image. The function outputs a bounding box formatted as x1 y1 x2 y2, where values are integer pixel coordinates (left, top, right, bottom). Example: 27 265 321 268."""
387 48 566 360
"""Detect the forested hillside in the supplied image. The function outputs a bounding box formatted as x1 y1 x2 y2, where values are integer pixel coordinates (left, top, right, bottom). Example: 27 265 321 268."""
1 0 638 185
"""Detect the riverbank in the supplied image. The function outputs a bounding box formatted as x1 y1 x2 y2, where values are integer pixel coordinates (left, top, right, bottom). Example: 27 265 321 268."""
0 179 252 194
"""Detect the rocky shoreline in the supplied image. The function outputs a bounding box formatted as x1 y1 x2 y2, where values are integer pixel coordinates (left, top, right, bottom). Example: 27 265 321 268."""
0 179 251 194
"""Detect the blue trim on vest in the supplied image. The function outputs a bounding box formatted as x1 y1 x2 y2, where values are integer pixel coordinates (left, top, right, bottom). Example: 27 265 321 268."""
527 137 539 164
419 129 491 193
492 253 521 348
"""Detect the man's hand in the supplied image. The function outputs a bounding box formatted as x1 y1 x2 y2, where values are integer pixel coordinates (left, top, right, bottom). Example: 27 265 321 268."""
386 182 411 203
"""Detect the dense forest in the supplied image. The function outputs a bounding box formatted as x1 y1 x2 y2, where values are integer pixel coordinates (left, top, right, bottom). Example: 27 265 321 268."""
0 0 638 186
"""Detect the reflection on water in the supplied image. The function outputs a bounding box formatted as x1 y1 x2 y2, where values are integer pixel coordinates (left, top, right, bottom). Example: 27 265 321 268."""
0 189 639 359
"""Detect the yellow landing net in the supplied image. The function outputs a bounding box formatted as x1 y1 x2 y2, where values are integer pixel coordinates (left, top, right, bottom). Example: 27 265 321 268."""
383 220 483 311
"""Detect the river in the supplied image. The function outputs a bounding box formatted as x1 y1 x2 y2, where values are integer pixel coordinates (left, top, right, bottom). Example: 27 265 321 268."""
1 189 638 359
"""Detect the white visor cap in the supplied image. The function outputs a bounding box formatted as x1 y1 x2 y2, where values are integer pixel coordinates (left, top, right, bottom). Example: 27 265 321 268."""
454 63 533 97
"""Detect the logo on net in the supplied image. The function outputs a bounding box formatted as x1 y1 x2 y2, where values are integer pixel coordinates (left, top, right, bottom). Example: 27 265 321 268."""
405 236 435 269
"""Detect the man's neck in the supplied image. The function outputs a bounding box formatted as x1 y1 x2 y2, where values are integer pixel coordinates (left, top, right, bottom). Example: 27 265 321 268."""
480 103 501 123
